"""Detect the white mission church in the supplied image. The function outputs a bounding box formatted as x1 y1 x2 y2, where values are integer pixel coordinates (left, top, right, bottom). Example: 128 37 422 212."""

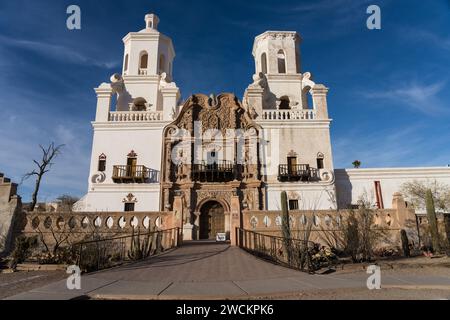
74 13 450 239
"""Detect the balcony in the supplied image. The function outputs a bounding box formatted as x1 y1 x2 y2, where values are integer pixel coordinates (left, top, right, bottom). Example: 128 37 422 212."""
191 161 235 182
112 165 159 183
278 164 319 182
138 68 148 75
109 111 163 122
262 109 316 121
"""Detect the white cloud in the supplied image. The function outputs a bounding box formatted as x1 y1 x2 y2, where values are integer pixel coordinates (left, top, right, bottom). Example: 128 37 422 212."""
361 80 448 114
0 35 120 69
333 123 450 169
400 28 450 53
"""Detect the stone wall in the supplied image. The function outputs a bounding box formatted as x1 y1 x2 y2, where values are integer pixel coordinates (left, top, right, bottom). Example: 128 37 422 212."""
0 173 23 255
20 211 177 253
241 192 418 249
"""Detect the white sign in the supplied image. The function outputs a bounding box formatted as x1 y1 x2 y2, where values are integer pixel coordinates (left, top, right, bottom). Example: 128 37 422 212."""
367 265 381 290
66 265 81 290
216 233 226 242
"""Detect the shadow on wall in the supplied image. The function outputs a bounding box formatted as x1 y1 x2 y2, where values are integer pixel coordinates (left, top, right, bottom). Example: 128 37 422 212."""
334 169 353 209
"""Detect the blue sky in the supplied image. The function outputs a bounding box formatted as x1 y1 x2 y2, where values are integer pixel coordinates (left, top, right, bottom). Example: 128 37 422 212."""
0 0 449 202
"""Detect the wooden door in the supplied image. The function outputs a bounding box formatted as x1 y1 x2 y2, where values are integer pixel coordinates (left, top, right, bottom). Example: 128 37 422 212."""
127 157 137 177
200 202 224 239
287 157 297 174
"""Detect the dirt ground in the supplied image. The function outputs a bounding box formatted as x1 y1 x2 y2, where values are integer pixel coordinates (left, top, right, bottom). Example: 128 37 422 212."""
0 270 67 299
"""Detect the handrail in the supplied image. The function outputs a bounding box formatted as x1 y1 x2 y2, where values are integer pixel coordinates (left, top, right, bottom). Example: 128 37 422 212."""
236 228 336 273
72 227 180 272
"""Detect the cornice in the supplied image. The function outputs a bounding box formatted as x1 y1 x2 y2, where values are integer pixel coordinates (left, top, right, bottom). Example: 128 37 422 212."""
334 167 450 180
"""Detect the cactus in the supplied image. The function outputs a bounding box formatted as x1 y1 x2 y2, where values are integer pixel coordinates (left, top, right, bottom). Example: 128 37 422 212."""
426 189 441 253
400 229 410 257
281 191 292 263
127 227 154 261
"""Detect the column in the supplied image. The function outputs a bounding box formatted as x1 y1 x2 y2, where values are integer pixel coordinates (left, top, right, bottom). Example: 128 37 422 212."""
311 84 329 119
94 83 113 122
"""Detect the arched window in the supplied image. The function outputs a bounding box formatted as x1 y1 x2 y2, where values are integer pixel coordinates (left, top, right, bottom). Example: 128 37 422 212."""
261 53 267 74
98 154 106 172
279 96 290 110
159 54 166 74
316 152 324 169
131 97 147 111
277 50 286 74
139 52 148 71
124 54 129 73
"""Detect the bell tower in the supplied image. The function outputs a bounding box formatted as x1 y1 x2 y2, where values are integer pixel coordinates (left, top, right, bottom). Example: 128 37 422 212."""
120 13 178 115
253 31 301 76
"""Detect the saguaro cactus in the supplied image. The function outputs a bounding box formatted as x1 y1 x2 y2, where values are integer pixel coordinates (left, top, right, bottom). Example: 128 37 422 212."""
281 191 292 262
426 189 441 253
400 229 410 257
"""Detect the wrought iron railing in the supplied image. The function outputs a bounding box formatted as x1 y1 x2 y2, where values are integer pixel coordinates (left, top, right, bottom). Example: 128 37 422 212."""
112 165 159 183
278 164 319 182
236 228 334 273
72 228 180 273
191 161 235 182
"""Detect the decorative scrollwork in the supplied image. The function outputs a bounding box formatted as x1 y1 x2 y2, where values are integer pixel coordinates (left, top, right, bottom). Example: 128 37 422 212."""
320 169 335 183
91 172 106 184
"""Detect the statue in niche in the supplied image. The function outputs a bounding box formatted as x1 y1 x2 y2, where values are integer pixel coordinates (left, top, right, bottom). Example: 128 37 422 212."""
176 150 185 181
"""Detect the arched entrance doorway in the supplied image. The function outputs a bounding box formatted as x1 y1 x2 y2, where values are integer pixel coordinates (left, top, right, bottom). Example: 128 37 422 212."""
199 201 225 240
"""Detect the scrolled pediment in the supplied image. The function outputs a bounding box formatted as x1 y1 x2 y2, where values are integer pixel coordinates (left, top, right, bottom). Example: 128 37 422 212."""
167 93 257 134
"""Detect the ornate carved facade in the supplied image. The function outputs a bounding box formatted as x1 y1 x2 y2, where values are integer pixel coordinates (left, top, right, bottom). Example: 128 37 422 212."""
160 93 264 239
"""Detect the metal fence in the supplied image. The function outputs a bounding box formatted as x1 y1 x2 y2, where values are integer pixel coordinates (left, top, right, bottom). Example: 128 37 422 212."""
72 228 180 272
236 228 336 273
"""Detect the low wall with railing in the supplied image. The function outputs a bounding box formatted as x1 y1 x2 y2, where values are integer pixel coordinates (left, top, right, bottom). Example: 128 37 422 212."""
22 211 176 245
236 228 319 273
73 228 180 272
241 207 419 248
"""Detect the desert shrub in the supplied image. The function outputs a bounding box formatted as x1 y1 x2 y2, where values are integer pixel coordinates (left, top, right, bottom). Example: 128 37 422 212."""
342 202 389 263
344 211 360 262
9 236 38 268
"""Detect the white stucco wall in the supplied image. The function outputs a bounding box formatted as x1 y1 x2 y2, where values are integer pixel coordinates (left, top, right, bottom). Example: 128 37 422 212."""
335 167 450 211
266 183 337 211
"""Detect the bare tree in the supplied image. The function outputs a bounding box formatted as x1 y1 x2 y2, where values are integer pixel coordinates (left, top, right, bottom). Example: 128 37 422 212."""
22 143 64 211
401 180 450 212
56 194 80 212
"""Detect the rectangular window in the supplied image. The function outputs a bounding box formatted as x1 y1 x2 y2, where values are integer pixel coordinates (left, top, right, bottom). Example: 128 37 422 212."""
289 200 299 210
98 159 106 172
317 158 324 169
124 203 135 212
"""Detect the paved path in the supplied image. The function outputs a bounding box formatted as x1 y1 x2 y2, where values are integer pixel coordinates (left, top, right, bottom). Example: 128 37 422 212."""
5 242 450 300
